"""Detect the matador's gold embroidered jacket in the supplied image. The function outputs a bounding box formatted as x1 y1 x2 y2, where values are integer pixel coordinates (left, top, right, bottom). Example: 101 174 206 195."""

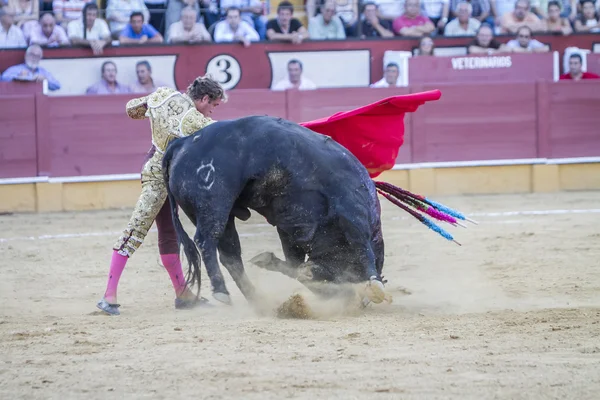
113 87 216 257
125 86 215 154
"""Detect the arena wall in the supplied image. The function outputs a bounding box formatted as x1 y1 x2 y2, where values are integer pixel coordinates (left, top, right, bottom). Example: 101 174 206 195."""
1 81 599 213
1 34 599 92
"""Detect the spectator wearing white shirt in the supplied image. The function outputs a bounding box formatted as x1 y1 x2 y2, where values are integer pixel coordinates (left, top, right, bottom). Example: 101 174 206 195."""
272 59 317 91
370 62 400 88
166 6 211 43
214 7 259 47
67 3 111 55
308 0 346 39
0 5 27 48
421 0 450 33
219 0 266 40
52 0 87 27
444 1 481 35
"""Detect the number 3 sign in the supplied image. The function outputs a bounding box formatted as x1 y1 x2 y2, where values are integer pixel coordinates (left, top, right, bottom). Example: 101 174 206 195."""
205 54 242 90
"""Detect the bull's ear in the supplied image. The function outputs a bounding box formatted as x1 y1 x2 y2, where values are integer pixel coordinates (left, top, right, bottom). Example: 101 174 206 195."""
126 96 149 120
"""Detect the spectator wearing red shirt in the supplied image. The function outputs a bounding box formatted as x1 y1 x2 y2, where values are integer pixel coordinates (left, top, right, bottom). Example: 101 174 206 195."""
392 0 435 37
559 54 600 81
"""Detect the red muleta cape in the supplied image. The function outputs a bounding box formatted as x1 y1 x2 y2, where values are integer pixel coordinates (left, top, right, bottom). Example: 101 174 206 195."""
299 90 442 178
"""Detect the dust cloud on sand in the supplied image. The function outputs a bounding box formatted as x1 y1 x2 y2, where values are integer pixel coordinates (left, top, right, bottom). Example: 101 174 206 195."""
1 191 600 399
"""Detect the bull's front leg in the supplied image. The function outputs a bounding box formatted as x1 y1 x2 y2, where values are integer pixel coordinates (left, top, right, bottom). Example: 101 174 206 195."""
218 215 258 303
194 232 231 305
359 244 392 305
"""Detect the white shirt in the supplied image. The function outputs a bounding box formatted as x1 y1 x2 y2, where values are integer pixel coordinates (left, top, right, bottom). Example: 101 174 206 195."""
0 24 27 48
213 20 259 43
219 0 261 23
167 21 211 43
370 78 393 88
374 0 405 19
67 18 111 40
272 77 317 91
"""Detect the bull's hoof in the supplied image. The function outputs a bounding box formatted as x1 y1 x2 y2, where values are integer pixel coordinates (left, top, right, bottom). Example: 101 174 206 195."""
250 252 277 270
96 298 121 316
175 296 211 310
213 292 232 305
364 276 387 304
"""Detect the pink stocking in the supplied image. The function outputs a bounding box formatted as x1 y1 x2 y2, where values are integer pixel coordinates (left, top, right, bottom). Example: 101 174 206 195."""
161 253 188 297
103 250 128 303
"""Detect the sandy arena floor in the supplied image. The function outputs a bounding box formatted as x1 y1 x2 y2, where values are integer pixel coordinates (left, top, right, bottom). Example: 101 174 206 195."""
1 191 599 399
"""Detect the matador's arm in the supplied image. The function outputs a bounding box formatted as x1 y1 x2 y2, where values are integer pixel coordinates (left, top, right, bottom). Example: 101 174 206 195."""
180 109 217 136
125 95 150 120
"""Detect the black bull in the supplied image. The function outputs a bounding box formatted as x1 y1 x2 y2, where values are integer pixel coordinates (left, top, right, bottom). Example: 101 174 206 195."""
162 115 389 306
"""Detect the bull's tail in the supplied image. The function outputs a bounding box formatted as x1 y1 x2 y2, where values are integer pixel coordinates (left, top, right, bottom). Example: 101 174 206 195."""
373 180 477 246
163 147 202 299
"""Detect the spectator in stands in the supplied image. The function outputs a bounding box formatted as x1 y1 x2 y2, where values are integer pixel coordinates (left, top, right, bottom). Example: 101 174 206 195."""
370 62 400 87
106 0 150 38
540 1 572 34
491 0 516 28
143 0 166 36
308 0 346 39
52 0 86 27
165 0 199 40
166 5 211 43
266 1 309 43
29 12 70 46
306 0 359 37
272 59 317 90
198 0 220 30
444 1 481 35
67 2 111 55
119 11 164 44
499 0 543 34
131 60 168 92
0 5 27 48
468 23 507 53
393 0 435 37
7 0 38 28
220 0 266 40
372 0 405 22
86 60 132 94
559 53 600 80
504 25 549 52
358 2 394 38
421 0 450 34
1 44 61 90
213 6 260 46
450 0 493 28
574 0 600 32
416 35 435 54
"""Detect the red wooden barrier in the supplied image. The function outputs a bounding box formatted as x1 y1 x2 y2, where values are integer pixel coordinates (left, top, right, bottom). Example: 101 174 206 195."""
408 53 556 84
587 54 600 76
1 81 600 179
0 95 38 178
